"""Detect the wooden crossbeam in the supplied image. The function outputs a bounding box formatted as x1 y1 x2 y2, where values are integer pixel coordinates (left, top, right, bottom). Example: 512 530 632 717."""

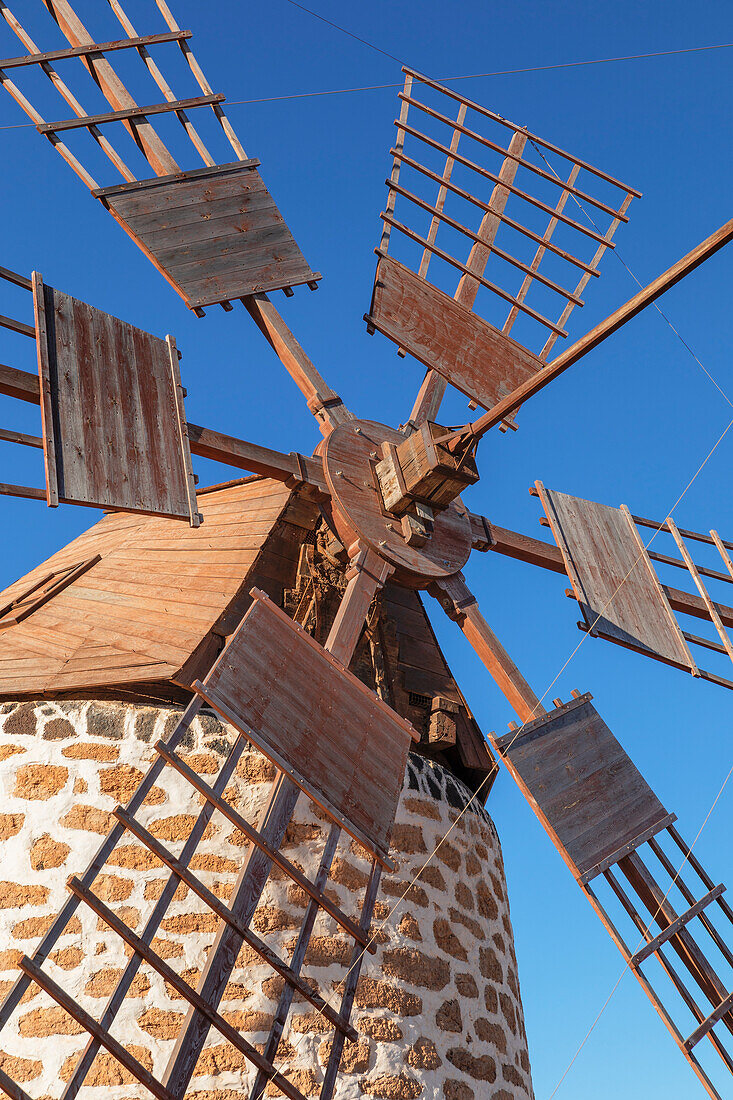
0 30 191 68
0 427 42 448
38 92 224 132
398 90 631 221
396 121 614 246
0 314 34 338
0 483 46 501
390 151 600 273
631 885 727 966
402 67 642 194
687 991 733 1052
667 517 733 666
649 549 733 587
114 804 358 1039
66 879 309 1100
19 955 175 1100
0 266 31 290
156 740 372 950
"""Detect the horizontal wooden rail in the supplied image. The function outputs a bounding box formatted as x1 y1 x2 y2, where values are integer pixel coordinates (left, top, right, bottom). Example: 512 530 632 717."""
402 66 642 195
0 364 39 403
391 150 600 274
387 178 585 303
0 314 34 338
0 483 45 501
684 632 730 657
632 885 727 966
633 513 733 553
648 549 733 586
0 265 31 290
0 427 42 449
396 121 615 246
38 93 225 133
156 739 373 951
397 91 631 221
114 807 358 1040
378 219 567 335
686 989 733 1051
66 877 310 1100
19 955 174 1100
0 30 191 69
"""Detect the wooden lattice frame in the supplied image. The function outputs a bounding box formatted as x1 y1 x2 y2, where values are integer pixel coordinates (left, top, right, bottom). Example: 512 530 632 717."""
534 482 733 691
0 1 320 309
0 691 383 1100
374 67 639 358
492 694 733 1099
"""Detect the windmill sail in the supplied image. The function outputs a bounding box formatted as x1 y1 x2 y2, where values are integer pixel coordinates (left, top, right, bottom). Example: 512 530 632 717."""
0 1 319 312
365 67 639 417
492 694 733 1099
534 482 733 690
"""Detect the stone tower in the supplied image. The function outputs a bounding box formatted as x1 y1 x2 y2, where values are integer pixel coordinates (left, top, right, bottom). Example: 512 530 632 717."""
0 477 534 1100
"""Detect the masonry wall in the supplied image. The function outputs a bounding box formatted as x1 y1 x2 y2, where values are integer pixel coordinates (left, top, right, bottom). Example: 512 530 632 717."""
0 700 533 1100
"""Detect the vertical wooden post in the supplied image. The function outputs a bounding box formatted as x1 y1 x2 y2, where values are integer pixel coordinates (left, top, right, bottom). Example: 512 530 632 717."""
161 542 393 1097
430 572 543 724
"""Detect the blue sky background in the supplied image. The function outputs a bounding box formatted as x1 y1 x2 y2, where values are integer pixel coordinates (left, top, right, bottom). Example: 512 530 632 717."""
0 1 732 1096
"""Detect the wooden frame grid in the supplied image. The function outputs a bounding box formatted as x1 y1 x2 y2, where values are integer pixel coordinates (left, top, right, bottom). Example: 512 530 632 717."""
534 483 733 691
491 693 733 1098
0 1 320 308
0 691 384 1100
365 66 639 418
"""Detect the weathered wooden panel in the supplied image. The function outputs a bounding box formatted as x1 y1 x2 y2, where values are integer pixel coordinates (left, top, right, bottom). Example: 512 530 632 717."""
495 695 673 882
537 484 695 671
98 162 321 307
194 589 418 863
367 255 542 410
33 275 198 525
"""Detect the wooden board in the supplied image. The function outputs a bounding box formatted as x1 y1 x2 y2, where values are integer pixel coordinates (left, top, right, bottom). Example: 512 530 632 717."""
494 695 673 882
96 162 321 308
194 589 418 863
537 484 696 671
367 255 542 410
33 275 199 525
0 478 293 698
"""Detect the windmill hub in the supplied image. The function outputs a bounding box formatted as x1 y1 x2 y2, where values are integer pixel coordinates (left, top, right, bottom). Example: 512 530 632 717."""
322 419 472 585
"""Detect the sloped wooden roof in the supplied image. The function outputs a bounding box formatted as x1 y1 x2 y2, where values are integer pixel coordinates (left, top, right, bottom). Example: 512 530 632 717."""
0 477 294 698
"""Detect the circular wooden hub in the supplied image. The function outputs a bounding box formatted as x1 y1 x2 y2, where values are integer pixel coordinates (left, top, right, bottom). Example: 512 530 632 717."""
323 419 472 586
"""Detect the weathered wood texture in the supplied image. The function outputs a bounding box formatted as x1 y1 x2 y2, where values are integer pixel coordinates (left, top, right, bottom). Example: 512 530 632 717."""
367 252 542 412
495 695 671 883
194 588 418 862
537 484 695 671
33 275 198 523
0 477 293 697
98 162 320 307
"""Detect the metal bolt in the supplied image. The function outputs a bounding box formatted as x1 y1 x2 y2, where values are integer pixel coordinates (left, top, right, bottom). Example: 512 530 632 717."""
335 470 343 477
379 540 387 547
370 451 378 459
354 426 362 434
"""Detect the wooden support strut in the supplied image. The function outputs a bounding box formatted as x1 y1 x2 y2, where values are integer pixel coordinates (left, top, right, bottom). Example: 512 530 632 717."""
448 216 733 448
160 541 393 1098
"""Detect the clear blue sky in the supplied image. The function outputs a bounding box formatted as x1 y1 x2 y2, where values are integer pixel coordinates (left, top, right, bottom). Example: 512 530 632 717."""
1 2 732 1097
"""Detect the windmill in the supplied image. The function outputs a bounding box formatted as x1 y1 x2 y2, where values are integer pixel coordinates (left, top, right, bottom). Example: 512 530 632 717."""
0 3 731 1098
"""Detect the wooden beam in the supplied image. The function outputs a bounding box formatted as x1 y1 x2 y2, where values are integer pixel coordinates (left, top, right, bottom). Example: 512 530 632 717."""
186 422 329 494
470 513 733 630
0 29 191 68
325 543 394 666
242 294 352 434
40 0 180 176
38 93 224 132
430 571 543 724
452 216 733 446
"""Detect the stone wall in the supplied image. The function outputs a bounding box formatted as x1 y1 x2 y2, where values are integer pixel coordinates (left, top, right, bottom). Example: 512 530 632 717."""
0 700 533 1100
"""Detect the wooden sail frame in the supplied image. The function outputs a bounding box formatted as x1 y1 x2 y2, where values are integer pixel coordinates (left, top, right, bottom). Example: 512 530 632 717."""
365 67 639 420
0 0 320 310
534 483 733 690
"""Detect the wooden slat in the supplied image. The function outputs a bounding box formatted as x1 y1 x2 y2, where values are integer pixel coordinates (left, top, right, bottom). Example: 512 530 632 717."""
194 588 416 863
156 740 373 951
495 695 671 882
38 92 224 133
667 518 733 667
632 885 727 966
0 427 42 448
686 991 733 1051
368 255 542 411
0 313 34 338
0 30 192 68
0 264 31 289
536 484 696 670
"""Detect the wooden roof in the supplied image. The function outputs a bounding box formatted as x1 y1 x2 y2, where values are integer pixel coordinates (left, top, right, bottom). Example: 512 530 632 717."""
0 476 294 698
